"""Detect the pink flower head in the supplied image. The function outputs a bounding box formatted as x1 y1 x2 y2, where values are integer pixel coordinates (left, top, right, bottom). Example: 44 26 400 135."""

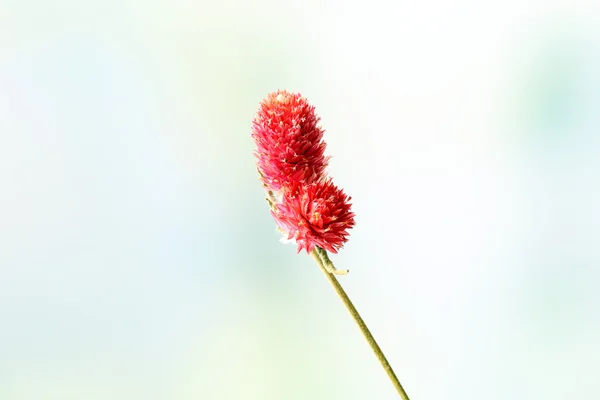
272 180 355 254
252 90 330 192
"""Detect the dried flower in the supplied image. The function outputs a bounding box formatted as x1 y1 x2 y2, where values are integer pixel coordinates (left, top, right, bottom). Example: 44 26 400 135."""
252 90 330 193
272 180 355 254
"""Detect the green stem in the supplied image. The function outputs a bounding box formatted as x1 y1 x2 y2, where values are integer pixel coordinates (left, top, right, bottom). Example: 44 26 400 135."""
310 248 411 400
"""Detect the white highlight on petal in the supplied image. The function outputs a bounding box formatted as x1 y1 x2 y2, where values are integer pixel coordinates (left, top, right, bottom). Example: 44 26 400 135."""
276 227 296 245
279 236 295 245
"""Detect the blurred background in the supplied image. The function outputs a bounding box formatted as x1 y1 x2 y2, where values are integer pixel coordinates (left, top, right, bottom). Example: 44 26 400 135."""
1 0 599 399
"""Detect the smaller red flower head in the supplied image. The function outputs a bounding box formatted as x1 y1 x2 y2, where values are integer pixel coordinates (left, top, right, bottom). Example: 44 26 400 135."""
272 180 355 254
252 90 330 192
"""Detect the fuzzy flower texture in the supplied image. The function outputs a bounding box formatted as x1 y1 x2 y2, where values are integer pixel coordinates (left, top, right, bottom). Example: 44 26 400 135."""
252 90 355 254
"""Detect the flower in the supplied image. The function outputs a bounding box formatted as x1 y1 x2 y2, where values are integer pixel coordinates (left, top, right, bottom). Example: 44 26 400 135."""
252 90 356 255
271 180 355 254
252 90 330 193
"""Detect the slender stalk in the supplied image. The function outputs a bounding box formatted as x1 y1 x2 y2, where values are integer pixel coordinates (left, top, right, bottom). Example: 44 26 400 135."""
310 249 410 400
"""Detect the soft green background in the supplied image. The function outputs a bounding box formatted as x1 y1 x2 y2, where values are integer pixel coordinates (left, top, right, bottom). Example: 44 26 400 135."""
1 1 599 399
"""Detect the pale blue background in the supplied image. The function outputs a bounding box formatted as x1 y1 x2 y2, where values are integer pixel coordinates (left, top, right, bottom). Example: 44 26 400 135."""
1 0 599 399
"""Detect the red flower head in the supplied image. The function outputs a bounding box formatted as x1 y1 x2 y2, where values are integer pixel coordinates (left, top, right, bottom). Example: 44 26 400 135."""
252 90 330 193
272 180 355 254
